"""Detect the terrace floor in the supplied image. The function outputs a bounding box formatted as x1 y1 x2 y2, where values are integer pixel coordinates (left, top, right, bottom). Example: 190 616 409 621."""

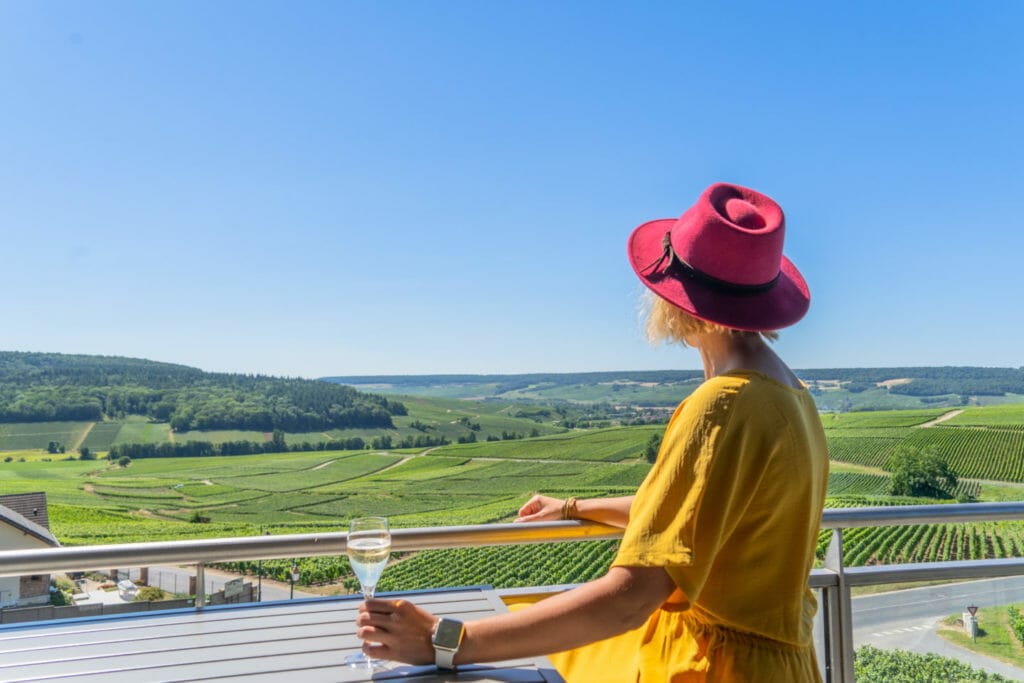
0 587 564 682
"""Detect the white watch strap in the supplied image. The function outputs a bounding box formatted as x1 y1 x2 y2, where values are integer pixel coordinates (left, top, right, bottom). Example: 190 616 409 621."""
435 646 457 669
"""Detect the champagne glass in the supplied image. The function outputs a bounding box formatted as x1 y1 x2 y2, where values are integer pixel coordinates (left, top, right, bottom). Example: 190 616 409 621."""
344 516 392 669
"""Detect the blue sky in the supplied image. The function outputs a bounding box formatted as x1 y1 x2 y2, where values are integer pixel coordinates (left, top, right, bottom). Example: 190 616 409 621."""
2 2 1022 378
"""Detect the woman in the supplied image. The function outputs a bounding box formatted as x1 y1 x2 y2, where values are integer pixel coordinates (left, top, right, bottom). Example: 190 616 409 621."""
356 182 829 682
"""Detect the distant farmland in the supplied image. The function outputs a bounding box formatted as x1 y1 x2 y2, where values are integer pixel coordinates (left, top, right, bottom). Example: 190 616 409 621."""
4 401 1024 591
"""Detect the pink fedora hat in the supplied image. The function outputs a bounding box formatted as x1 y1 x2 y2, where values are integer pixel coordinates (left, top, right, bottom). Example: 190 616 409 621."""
628 182 809 331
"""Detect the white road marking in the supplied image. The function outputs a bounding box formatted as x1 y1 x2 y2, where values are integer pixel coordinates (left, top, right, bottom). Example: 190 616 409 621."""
870 623 933 637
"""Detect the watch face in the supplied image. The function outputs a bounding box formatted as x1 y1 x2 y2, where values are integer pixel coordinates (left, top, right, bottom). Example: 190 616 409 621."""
433 619 464 648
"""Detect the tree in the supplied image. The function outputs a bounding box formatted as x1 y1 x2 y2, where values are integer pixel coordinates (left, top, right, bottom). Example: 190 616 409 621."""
78 447 95 460
886 446 958 498
118 456 132 468
643 434 662 464
134 586 166 601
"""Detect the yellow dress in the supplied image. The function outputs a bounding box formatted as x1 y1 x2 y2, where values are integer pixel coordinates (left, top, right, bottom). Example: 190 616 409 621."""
548 370 829 682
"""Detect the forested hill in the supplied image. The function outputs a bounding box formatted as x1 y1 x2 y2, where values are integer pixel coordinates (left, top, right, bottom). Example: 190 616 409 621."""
796 367 1024 396
324 371 708 394
325 367 1024 408
0 352 405 430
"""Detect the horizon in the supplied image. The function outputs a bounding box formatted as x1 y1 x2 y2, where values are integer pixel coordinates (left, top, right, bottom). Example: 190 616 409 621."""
3 2 1022 377
2 348 1021 382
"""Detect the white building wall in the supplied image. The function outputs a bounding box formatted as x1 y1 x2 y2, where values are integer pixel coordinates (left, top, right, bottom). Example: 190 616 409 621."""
0 524 55 606
0 577 17 607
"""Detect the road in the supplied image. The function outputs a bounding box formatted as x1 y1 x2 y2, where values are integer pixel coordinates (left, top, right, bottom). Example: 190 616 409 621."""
853 577 1024 680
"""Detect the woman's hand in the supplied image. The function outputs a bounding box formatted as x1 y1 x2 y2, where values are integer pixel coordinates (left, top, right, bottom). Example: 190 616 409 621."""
515 494 564 523
356 598 437 664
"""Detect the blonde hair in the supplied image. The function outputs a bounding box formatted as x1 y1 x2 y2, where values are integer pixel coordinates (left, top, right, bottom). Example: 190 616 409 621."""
642 291 779 347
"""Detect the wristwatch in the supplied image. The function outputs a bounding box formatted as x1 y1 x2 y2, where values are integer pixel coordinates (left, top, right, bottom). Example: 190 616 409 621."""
431 617 465 669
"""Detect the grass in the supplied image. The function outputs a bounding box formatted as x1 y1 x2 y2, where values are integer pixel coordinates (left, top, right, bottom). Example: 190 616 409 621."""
979 481 1024 501
814 387 961 412
947 404 1024 428
850 579 964 597
112 417 171 445
820 408 951 429
172 429 269 443
937 604 1024 668
828 460 889 475
505 381 696 405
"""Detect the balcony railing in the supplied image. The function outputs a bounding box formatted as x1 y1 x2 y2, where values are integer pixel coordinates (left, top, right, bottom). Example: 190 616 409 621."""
5 502 1024 683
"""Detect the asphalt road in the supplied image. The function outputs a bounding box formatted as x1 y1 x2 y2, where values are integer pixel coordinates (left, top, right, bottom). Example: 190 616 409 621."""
854 576 1024 632
853 576 1024 680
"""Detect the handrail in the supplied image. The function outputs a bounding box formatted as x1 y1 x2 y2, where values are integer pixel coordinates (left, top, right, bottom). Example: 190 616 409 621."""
819 501 1024 528
0 521 622 577
6 503 1024 683
3 502 1024 577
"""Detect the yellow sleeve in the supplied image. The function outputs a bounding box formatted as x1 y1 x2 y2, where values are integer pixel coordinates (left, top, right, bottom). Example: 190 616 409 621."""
612 377 769 603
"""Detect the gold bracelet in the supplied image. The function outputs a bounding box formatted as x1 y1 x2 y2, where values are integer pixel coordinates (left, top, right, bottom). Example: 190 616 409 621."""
562 496 578 520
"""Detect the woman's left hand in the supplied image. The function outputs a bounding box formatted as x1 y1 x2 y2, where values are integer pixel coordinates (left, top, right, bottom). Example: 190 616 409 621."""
356 598 438 664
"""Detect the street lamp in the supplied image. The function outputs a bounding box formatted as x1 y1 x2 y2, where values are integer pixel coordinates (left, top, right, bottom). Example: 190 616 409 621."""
290 564 300 600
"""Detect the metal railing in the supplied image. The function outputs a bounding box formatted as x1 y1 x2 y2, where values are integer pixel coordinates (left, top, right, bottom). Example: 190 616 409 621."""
4 502 1024 682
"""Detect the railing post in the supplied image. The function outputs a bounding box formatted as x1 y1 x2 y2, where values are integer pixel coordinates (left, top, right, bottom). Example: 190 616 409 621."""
824 529 854 683
196 562 206 611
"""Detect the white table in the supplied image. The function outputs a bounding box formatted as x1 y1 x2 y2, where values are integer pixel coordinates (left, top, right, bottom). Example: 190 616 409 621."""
0 588 564 682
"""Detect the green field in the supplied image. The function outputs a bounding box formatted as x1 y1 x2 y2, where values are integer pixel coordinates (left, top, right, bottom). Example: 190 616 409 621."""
0 395 568 454
6 401 1024 591
501 379 701 405
948 404 1024 428
340 371 1024 414
429 426 663 462
112 417 172 445
0 421 93 451
820 408 949 428
79 422 122 451
823 403 1024 481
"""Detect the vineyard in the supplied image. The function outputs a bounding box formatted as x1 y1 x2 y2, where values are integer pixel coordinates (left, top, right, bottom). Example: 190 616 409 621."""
901 427 1024 481
947 404 1024 429
429 425 664 462
3 401 1024 592
854 645 1013 682
824 404 1024 483
377 541 620 591
0 393 568 453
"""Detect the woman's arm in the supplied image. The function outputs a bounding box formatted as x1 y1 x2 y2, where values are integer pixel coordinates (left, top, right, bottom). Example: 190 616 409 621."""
356 564 675 665
516 494 634 528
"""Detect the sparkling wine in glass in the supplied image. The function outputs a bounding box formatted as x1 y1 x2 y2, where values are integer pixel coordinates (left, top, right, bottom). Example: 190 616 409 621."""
344 516 392 669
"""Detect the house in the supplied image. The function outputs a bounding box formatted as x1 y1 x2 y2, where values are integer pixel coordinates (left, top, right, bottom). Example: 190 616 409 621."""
0 492 60 608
